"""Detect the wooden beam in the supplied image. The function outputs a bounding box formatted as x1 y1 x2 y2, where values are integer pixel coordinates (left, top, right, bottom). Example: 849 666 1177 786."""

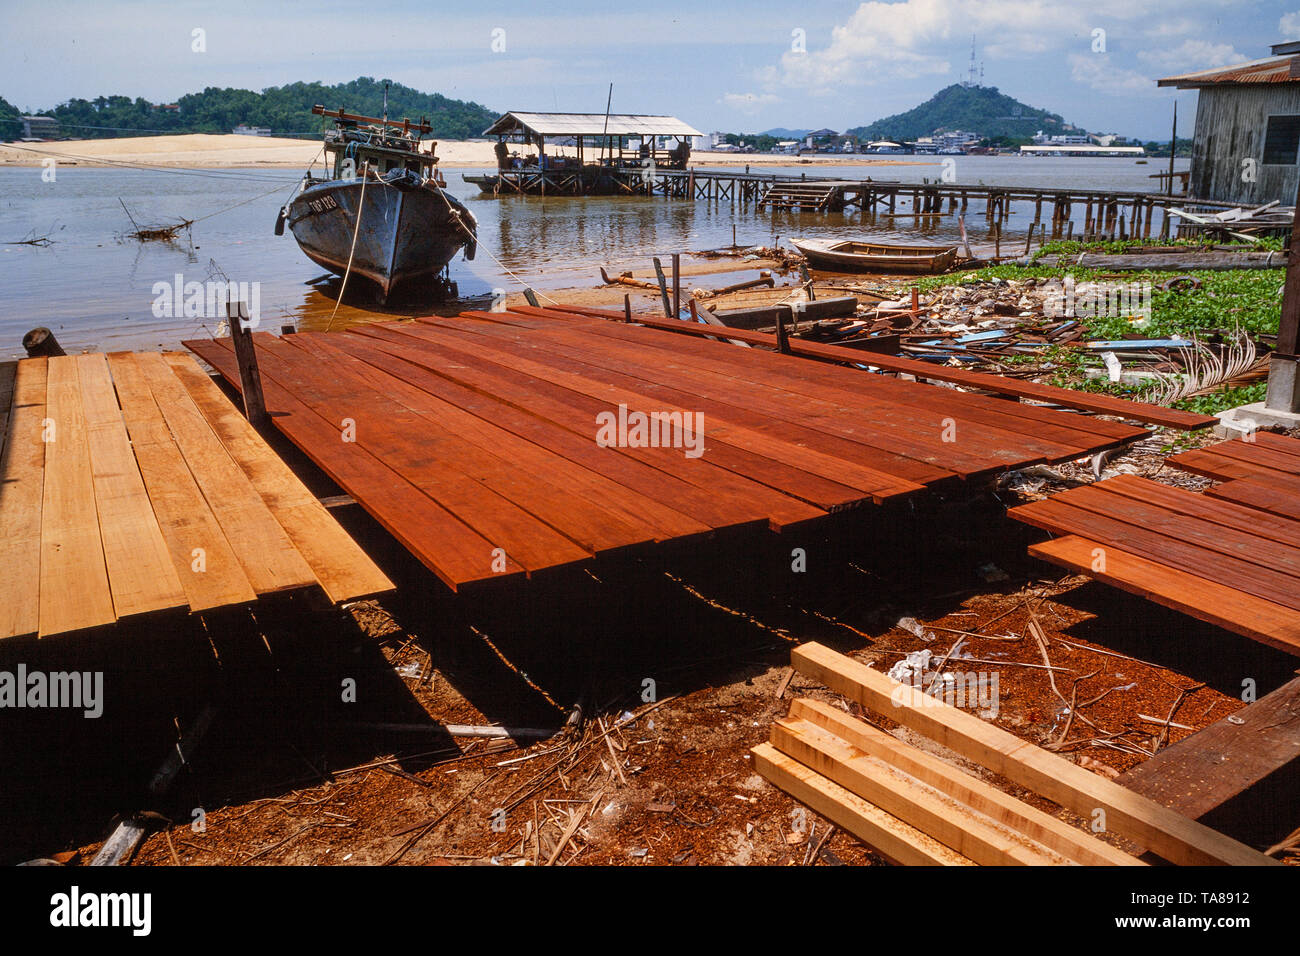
788 698 1143 865
1119 674 1300 822
772 716 1071 864
228 300 268 429
790 641 1280 865
751 743 975 866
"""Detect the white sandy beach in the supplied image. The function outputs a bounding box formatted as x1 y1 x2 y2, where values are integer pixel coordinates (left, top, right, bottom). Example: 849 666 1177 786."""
0 133 939 170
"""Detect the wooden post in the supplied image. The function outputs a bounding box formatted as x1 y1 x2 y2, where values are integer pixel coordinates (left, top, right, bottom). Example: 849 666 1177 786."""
775 306 791 355
228 299 268 429
799 264 816 301
1023 222 1036 256
1168 102 1177 198
1266 182 1300 413
623 293 632 323
672 253 681 319
523 288 540 307
910 286 920 318
22 327 66 358
652 257 672 317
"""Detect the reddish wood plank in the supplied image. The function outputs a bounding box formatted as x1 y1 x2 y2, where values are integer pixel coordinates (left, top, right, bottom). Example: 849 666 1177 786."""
349 324 837 523
322 333 726 539
284 332 667 555
385 319 923 501
434 313 1050 478
331 330 788 533
1169 447 1298 484
1011 496 1300 613
216 333 593 573
513 309 1148 451
1208 477 1300 521
1090 473 1300 549
1028 534 1300 655
543 307 1217 430
186 337 525 589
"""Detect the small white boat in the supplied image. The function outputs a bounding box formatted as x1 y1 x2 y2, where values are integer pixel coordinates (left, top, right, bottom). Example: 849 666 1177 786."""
793 237 959 274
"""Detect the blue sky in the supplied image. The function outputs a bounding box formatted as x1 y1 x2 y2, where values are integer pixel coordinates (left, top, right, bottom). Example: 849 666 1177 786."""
3 0 1296 139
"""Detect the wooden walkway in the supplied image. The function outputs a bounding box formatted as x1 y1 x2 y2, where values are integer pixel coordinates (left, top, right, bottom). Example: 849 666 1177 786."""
0 353 392 641
1010 473 1300 656
184 307 1151 591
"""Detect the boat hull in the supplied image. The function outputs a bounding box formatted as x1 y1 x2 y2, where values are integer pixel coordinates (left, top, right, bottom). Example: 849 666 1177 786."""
286 176 476 296
793 238 958 274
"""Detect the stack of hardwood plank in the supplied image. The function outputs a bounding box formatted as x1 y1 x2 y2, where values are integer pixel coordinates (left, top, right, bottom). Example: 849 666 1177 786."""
754 642 1278 865
0 352 393 641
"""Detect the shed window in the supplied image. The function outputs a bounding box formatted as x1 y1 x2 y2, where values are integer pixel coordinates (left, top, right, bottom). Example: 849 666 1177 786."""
1263 114 1300 165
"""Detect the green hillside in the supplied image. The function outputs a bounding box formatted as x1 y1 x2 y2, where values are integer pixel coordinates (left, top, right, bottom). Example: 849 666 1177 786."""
14 77 497 140
848 84 1076 142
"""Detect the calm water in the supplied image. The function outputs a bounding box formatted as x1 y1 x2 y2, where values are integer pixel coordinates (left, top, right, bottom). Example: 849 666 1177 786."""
0 155 1188 357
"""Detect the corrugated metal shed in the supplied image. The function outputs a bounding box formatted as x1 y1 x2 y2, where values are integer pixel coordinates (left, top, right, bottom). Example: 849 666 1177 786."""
1159 54 1300 89
483 112 702 138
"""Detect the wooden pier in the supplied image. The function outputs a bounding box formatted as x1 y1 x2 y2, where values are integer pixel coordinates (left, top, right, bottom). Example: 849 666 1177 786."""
467 165 1242 242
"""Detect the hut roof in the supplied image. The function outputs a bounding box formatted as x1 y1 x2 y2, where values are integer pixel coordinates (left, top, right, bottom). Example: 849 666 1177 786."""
1158 53 1300 89
483 112 702 138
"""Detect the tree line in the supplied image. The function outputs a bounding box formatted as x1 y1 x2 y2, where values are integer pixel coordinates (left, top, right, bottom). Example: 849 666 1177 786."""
3 78 498 140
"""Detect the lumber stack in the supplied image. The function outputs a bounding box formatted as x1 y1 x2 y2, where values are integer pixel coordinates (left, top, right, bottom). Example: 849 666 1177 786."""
754 642 1279 866
0 352 393 640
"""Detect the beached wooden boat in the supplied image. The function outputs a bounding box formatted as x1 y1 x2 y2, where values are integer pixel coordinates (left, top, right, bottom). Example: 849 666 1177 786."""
793 238 959 274
277 105 477 301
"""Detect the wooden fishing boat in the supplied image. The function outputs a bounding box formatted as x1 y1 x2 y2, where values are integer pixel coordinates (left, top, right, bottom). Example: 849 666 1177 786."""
792 237 959 274
277 104 477 301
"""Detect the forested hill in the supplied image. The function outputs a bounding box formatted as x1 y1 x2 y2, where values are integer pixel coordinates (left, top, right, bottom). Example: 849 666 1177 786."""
10 78 498 140
847 84 1076 142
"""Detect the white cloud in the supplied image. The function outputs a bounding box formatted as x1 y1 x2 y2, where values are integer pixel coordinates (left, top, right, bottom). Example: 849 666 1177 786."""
767 0 1092 91
1068 53 1155 96
1282 11 1300 39
1137 40 1247 73
719 92 780 115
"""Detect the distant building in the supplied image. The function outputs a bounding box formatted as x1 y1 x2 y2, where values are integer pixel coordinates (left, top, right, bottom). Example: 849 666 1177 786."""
20 115 59 140
232 124 272 136
804 128 838 149
1159 41 1300 203
1020 144 1145 157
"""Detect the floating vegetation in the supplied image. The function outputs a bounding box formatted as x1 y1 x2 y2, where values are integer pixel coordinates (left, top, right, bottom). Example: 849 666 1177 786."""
119 198 193 243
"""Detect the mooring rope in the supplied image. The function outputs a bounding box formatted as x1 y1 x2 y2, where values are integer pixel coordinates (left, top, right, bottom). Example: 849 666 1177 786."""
325 161 369 332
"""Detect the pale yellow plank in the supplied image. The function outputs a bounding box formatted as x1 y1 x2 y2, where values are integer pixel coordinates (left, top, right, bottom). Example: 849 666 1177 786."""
39 356 116 637
76 353 187 618
106 352 256 611
134 351 314 596
0 359 48 639
163 353 392 602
